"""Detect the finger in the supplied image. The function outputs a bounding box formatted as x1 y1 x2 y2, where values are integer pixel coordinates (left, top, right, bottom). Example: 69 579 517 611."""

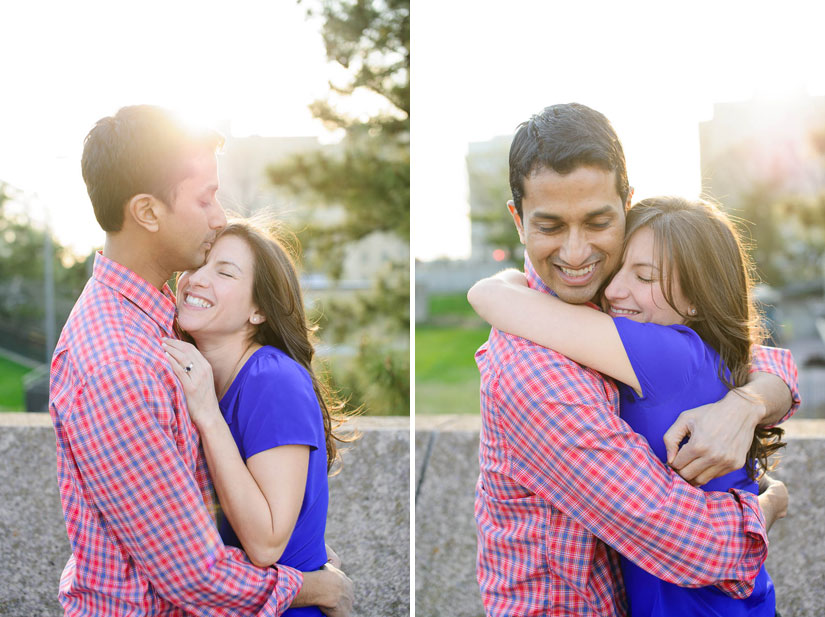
326 544 342 569
691 464 730 487
669 441 702 472
673 457 717 485
162 342 189 367
663 419 691 465
164 351 187 384
161 337 194 354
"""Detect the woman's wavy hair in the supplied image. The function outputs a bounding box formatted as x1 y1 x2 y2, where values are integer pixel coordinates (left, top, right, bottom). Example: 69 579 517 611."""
624 196 784 479
207 219 355 473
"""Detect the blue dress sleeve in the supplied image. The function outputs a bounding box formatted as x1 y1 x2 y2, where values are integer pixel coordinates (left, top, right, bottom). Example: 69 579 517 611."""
234 351 324 460
612 318 711 400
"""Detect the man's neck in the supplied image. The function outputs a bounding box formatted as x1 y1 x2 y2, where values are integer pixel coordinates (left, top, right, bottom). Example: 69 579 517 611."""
104 234 171 290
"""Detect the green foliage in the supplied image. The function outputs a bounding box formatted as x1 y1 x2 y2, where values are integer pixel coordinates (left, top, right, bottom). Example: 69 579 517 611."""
269 0 409 415
0 182 91 360
467 153 521 264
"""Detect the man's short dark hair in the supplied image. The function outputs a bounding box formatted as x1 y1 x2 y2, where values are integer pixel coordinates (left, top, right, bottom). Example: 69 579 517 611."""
81 105 224 232
509 103 630 218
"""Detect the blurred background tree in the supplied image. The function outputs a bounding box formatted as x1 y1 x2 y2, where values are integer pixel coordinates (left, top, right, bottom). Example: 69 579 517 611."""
268 0 409 415
0 182 90 361
734 186 825 288
466 151 520 265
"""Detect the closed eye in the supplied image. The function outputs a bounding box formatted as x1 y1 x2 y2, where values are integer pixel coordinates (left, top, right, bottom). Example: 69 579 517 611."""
588 221 611 229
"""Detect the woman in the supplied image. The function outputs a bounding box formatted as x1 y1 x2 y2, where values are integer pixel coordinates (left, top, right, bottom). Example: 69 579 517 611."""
162 221 347 617
468 196 788 616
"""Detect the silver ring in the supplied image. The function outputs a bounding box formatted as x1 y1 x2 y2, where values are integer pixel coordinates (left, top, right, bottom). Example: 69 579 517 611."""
184 363 194 373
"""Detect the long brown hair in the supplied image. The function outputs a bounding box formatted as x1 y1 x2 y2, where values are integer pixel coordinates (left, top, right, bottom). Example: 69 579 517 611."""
219 220 354 473
624 196 784 479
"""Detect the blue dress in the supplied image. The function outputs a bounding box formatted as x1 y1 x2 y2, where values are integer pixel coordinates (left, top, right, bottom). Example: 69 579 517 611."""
218 345 328 617
613 318 775 617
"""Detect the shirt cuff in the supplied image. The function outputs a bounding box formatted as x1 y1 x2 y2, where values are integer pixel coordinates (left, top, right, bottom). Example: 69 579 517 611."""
259 564 304 617
715 488 768 599
749 345 800 425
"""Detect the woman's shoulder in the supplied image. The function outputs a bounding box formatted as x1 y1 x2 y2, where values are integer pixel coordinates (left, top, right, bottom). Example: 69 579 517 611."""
614 318 707 352
246 345 312 383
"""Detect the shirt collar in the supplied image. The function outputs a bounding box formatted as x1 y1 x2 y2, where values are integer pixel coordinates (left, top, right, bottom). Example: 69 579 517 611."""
93 251 177 336
524 253 554 295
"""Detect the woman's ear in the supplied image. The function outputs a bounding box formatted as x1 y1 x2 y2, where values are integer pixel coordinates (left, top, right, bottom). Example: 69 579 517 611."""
250 310 266 325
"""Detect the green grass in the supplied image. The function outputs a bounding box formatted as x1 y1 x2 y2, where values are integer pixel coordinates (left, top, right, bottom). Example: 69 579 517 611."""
428 292 477 318
0 356 30 411
415 292 491 415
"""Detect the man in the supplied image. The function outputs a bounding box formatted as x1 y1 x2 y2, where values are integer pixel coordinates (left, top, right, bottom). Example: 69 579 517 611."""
49 105 353 616
474 103 799 616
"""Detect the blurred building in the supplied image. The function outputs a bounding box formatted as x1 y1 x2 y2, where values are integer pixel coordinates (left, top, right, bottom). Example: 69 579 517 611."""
699 95 825 207
218 134 407 284
466 135 516 263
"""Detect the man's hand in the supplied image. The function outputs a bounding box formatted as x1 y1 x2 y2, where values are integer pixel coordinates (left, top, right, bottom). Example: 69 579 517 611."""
326 543 342 569
758 474 788 532
318 563 353 617
663 392 764 486
293 563 353 617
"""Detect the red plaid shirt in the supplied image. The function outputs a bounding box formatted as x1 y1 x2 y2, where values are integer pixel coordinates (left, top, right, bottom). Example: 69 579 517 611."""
474 259 799 616
49 252 302 616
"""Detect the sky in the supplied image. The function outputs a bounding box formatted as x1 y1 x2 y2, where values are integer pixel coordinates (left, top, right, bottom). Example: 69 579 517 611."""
0 0 340 255
412 0 825 260
3 1 825 262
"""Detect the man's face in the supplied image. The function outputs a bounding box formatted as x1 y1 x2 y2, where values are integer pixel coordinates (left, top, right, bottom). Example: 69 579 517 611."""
158 149 226 272
509 165 630 304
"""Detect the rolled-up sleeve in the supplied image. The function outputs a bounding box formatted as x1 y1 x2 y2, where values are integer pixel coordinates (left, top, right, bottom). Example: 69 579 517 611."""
750 345 800 424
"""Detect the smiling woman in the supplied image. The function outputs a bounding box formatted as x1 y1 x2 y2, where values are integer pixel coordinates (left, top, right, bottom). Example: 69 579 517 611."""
166 220 353 615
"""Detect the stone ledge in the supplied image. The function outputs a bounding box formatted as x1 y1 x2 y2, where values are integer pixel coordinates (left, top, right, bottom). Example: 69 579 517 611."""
415 417 825 617
0 414 410 617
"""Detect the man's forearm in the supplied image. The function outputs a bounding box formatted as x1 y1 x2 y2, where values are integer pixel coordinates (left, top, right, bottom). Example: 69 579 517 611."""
743 371 793 426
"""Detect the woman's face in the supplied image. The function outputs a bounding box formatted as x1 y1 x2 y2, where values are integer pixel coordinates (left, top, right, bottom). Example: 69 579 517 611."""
176 234 263 341
603 226 693 326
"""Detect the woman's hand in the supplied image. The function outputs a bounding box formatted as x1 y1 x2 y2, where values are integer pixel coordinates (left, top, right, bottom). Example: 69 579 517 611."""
162 338 222 429
757 474 788 532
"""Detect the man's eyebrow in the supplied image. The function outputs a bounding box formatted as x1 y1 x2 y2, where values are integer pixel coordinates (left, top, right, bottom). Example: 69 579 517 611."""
531 205 617 221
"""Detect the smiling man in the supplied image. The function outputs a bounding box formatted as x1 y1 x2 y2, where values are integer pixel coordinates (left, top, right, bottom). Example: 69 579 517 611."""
473 103 799 616
48 105 352 616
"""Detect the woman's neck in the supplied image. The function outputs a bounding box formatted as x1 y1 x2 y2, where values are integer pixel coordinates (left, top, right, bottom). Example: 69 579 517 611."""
192 334 261 399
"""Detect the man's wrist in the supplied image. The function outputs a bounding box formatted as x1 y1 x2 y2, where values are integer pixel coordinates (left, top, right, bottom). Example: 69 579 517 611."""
293 569 335 609
731 385 767 425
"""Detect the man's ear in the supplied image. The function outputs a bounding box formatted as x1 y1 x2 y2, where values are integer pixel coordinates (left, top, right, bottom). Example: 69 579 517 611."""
507 200 526 244
127 194 162 233
624 187 634 213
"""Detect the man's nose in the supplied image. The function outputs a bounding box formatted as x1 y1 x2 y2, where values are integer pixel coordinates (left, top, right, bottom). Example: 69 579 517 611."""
560 228 590 266
211 201 227 230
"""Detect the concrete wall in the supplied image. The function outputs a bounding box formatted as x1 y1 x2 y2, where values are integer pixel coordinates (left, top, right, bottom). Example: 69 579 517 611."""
0 414 409 617
415 416 825 617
